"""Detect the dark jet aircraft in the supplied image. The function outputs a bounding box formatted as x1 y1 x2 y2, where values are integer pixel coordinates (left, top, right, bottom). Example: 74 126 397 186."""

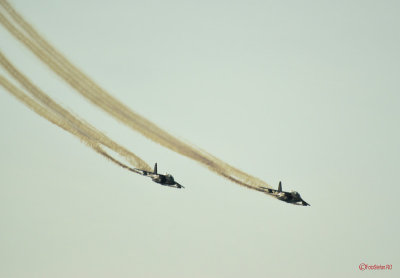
133 163 184 189
261 182 310 206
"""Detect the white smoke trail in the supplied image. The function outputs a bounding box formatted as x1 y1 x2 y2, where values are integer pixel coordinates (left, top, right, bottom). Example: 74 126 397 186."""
0 0 271 191
0 50 151 171
0 74 146 175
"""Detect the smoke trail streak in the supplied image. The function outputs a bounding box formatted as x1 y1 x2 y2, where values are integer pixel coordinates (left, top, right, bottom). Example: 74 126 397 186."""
0 75 143 173
0 0 271 190
0 51 151 171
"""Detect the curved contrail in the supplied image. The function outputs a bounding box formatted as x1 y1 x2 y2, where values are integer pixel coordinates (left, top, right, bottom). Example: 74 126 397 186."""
0 0 271 191
0 75 145 174
0 51 151 172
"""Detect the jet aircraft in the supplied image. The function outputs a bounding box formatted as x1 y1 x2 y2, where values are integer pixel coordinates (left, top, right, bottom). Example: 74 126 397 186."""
261 182 310 206
133 163 184 189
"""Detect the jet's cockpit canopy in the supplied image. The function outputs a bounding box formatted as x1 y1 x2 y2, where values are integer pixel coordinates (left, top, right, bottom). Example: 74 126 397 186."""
166 174 174 180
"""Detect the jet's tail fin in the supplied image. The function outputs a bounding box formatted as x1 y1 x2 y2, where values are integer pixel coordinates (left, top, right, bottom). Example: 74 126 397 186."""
154 163 158 174
278 181 282 192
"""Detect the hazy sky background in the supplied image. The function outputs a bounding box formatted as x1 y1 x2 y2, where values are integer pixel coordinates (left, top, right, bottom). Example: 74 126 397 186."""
0 0 399 277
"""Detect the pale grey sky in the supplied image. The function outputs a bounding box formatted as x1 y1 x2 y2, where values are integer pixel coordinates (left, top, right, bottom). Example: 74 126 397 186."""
0 0 399 277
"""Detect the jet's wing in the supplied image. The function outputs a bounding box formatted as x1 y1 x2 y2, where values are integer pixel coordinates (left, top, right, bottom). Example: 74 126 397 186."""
130 168 150 176
260 187 277 194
